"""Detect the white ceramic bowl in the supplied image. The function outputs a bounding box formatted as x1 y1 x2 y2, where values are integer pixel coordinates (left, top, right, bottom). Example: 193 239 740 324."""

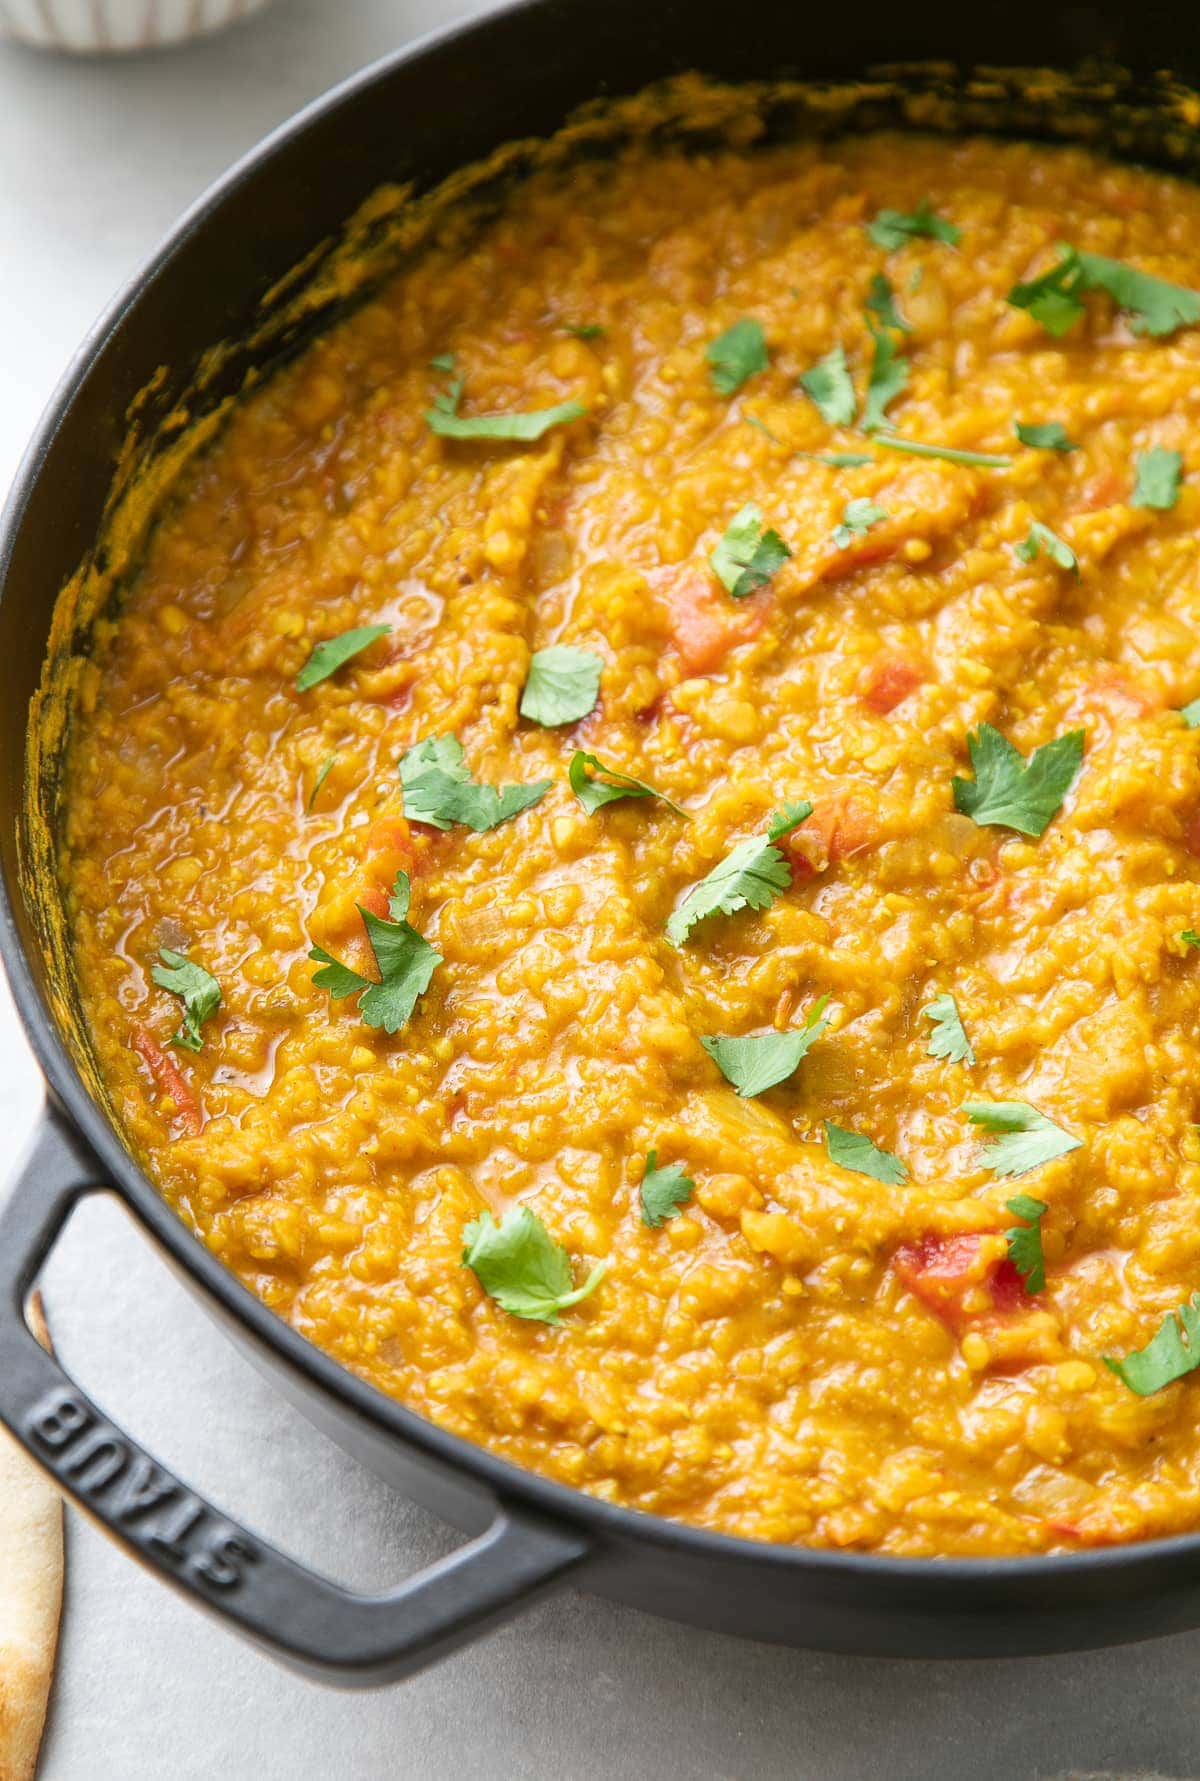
0 0 275 52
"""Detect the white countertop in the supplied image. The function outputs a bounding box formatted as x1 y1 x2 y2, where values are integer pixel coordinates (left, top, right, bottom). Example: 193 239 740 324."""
2 5 1199 1775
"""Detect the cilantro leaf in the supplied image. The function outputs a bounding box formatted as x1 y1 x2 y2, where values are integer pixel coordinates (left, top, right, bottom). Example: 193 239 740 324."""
766 800 813 839
307 748 339 812
953 723 1084 837
519 646 603 726
799 343 857 426
1015 520 1077 573
922 991 976 1065
710 503 792 598
744 413 783 445
1007 251 1087 337
862 323 909 432
1015 421 1078 453
876 435 1010 469
1008 245 1200 339
305 950 365 1002
1182 930 1200 949
461 1206 606 1324
563 323 605 340
1005 1193 1048 1294
1105 1291 1200 1396
1131 446 1183 511
1076 249 1200 338
867 200 961 251
706 318 769 395
426 397 587 441
568 751 687 818
296 624 391 692
865 272 911 334
831 497 888 550
700 996 831 1097
429 352 457 372
308 871 441 1035
1181 699 1200 729
824 1120 908 1185
640 1150 695 1228
666 803 811 946
399 734 549 831
151 947 221 1053
963 1101 1081 1179
800 450 875 467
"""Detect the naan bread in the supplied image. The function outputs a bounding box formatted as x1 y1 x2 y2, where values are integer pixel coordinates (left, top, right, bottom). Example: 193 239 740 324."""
0 1297 63 1781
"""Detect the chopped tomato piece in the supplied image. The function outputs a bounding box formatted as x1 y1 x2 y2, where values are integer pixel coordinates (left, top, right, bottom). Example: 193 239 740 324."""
366 814 415 860
784 794 879 875
821 535 900 581
1077 469 1128 512
655 567 769 675
860 654 923 715
892 1232 1023 1332
363 812 422 879
131 1027 202 1136
1068 670 1156 727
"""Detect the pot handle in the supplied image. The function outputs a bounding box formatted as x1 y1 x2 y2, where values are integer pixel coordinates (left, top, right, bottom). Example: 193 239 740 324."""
0 1106 591 1684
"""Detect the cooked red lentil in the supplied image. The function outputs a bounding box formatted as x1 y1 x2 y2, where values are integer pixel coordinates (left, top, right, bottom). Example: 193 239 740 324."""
57 129 1200 1555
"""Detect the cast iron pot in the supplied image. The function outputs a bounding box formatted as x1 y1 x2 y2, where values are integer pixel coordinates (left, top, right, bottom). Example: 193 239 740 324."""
4 0 1200 1687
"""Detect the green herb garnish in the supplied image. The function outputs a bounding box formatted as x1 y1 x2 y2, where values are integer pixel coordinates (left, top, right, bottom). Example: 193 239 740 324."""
461 1206 606 1324
296 624 391 692
867 200 961 251
151 948 221 1053
1181 699 1200 729
706 318 769 395
1007 245 1200 339
1015 521 1078 573
800 451 875 467
1005 1193 1048 1294
568 751 687 818
963 1101 1081 1179
865 272 911 334
877 435 1010 469
306 749 339 813
824 1121 908 1185
666 802 811 946
799 343 857 426
1131 446 1183 511
426 396 587 441
700 996 831 1098
564 323 605 340
519 646 603 726
745 414 784 445
1015 421 1078 453
1181 930 1200 949
922 991 976 1065
399 734 550 831
710 503 792 599
953 723 1084 837
640 1151 696 1228
425 357 586 439
1105 1291 1200 1396
308 872 441 1035
862 324 909 432
831 498 888 550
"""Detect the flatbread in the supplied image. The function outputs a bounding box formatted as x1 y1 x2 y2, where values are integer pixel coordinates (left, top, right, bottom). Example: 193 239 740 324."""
0 1296 63 1781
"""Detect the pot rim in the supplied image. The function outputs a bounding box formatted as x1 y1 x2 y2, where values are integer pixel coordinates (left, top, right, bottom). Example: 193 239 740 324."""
1 0 1192 1588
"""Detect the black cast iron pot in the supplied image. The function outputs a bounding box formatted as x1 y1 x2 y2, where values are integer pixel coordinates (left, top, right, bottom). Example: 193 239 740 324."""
4 0 1200 1686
